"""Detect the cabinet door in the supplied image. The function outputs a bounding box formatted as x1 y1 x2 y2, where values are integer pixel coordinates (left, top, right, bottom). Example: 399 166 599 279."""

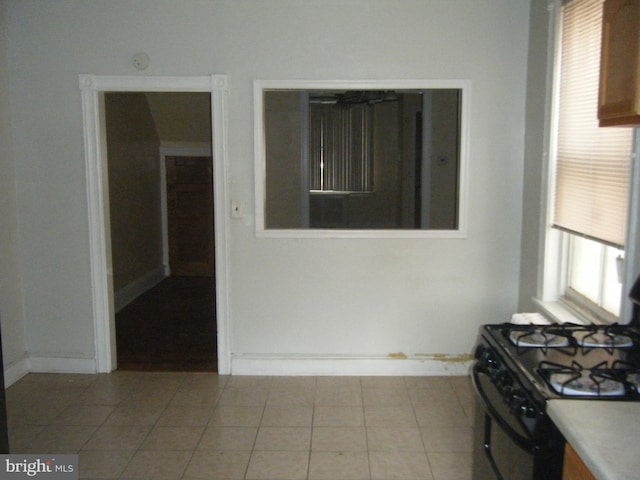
598 0 640 126
563 443 596 480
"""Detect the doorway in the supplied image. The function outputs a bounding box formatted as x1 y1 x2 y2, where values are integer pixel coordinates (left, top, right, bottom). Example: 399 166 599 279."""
104 92 216 371
79 75 231 374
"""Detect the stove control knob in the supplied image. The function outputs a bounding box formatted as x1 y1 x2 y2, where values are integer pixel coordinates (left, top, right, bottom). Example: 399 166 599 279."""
496 370 512 387
509 390 526 411
474 344 493 362
476 346 499 369
504 385 514 395
523 404 538 418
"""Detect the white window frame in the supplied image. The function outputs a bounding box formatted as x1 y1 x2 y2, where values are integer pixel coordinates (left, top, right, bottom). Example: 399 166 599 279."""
537 1 640 325
253 79 471 238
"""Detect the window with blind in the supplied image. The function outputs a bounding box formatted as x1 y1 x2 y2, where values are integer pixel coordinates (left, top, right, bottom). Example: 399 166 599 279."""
308 102 373 193
551 0 633 318
554 0 633 249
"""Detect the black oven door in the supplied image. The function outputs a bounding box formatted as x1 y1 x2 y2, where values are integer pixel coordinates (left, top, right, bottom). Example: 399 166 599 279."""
472 364 561 480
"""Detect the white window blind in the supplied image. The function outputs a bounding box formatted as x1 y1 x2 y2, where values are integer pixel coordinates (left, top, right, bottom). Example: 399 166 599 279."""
309 103 373 193
554 0 633 248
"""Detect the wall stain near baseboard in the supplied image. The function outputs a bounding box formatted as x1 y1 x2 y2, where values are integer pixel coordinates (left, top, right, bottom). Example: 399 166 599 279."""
386 352 473 363
415 353 474 363
387 352 408 360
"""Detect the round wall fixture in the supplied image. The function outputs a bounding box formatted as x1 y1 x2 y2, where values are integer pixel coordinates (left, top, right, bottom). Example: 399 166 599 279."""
132 52 150 70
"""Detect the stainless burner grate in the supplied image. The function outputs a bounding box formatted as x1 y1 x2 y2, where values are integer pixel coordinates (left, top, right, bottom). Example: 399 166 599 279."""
537 360 638 397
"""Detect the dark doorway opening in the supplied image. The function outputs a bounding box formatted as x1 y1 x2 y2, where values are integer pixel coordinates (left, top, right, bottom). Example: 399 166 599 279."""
115 276 216 371
104 92 216 372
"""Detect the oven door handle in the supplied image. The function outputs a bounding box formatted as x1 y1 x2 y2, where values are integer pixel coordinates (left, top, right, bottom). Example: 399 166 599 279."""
472 363 541 454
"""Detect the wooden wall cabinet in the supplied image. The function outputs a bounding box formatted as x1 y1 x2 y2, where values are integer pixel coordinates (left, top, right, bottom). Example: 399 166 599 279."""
598 0 640 126
563 443 596 480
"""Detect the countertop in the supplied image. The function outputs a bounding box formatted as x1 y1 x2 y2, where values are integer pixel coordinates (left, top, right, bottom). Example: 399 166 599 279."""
547 400 640 480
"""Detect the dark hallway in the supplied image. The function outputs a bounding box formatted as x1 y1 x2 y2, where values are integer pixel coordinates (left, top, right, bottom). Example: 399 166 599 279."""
115 276 217 372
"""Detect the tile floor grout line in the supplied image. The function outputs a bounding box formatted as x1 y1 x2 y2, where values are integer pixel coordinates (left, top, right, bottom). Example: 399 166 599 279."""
305 383 315 480
360 376 373 480
245 382 268 480
116 379 168 479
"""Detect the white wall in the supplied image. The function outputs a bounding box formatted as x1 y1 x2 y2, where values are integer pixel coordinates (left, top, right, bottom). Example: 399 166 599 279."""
0 1 28 382
2 0 531 376
519 0 553 312
105 93 163 293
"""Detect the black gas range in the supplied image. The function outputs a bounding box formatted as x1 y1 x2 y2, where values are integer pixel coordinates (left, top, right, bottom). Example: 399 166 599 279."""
481 322 640 403
472 284 640 480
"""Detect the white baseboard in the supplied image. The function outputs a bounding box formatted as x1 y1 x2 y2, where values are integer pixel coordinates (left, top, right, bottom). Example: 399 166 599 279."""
3 356 29 387
113 265 167 312
28 356 96 375
4 352 472 388
3 355 97 388
230 353 473 376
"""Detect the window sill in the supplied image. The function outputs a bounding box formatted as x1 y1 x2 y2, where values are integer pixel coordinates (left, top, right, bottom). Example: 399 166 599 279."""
255 228 467 239
533 298 592 325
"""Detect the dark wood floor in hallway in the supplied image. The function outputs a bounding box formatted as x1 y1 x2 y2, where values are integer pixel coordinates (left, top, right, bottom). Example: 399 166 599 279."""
115 276 217 372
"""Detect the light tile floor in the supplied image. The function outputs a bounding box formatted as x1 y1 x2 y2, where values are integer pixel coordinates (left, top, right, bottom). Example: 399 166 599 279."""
6 373 474 479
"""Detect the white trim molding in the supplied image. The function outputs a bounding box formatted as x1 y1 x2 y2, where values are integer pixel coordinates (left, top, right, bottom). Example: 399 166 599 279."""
231 353 472 376
28 355 97 375
253 79 471 239
79 74 231 374
3 355 29 387
4 354 97 387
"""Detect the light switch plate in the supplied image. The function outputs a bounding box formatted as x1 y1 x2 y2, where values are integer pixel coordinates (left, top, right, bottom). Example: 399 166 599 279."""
231 201 243 218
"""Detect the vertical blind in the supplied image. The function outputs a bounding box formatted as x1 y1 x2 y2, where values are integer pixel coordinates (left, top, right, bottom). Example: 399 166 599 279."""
554 0 633 248
309 103 373 192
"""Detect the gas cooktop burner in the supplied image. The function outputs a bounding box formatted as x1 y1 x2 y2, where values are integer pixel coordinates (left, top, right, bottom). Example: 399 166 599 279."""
575 331 634 348
536 359 640 398
548 372 626 396
509 330 570 348
503 323 638 351
484 321 640 400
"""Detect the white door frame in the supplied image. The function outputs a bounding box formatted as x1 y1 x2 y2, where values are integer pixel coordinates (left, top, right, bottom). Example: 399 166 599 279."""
79 74 231 374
